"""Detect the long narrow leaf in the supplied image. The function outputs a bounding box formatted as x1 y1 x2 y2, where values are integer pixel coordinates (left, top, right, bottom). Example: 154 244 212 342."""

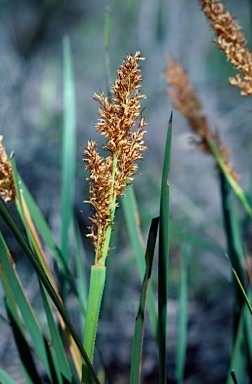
130 217 159 384
158 113 172 384
219 171 250 380
15 170 60 256
5 304 42 384
0 199 100 384
13 170 81 304
244 303 252 379
175 244 190 383
219 172 244 281
226 303 247 384
122 186 158 340
61 36 76 265
0 368 18 384
207 137 252 218
40 283 72 383
12 170 83 378
231 267 252 315
0 251 41 384
0 231 52 380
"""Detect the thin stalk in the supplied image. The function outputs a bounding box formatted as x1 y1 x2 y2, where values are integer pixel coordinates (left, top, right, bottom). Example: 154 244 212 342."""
207 136 252 218
82 265 106 383
232 267 252 315
219 171 245 334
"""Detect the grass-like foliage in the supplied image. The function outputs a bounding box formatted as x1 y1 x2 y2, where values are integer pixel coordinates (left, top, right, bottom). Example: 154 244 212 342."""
1 1 252 383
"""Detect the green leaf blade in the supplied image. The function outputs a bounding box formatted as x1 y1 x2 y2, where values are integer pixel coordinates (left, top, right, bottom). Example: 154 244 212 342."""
175 245 190 383
61 36 76 263
40 284 72 383
0 231 52 380
130 217 159 384
0 368 18 384
158 113 172 384
122 185 158 341
0 199 100 383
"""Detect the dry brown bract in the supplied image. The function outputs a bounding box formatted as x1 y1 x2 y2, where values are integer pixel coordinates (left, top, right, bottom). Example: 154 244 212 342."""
0 135 17 203
201 0 252 95
84 52 147 253
165 56 239 181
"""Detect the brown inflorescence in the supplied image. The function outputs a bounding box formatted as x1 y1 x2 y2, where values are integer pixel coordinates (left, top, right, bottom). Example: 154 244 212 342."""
165 56 239 181
0 136 17 203
201 0 252 95
84 52 147 253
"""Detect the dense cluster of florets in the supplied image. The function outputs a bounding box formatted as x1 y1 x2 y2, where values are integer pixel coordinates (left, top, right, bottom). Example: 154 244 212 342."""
84 52 147 261
201 0 252 95
0 136 17 203
165 56 239 181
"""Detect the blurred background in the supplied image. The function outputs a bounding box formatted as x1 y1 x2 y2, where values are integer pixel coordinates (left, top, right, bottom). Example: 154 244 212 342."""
1 0 252 382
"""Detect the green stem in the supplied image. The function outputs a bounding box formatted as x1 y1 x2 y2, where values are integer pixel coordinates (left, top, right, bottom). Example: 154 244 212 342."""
232 267 252 316
82 265 106 383
82 154 119 381
207 136 252 218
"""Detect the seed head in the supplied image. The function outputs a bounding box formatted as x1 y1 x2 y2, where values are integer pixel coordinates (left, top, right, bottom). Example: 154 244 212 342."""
0 136 17 203
201 0 252 95
84 52 147 257
165 56 239 181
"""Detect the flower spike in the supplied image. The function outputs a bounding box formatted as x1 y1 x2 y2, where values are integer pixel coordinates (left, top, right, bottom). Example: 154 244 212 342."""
201 0 252 95
84 52 147 265
0 136 17 203
165 56 239 182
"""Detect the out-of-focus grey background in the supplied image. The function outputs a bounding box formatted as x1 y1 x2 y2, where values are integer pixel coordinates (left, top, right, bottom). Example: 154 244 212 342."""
1 0 252 382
